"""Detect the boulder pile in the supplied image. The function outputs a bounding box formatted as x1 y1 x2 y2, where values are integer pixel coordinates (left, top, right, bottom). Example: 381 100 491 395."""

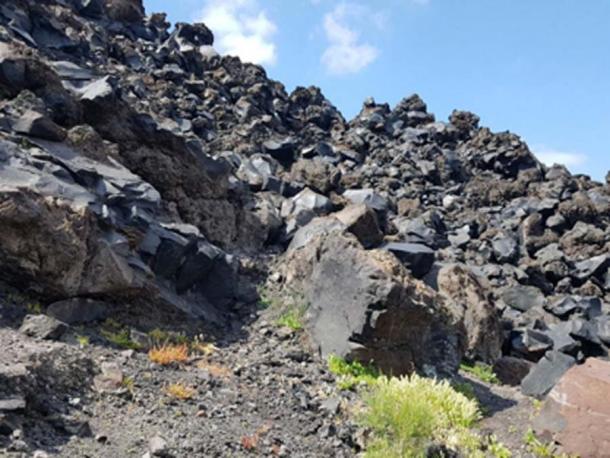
0 0 609 396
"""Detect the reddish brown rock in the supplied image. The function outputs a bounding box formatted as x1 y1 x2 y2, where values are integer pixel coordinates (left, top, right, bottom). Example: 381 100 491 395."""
533 358 610 457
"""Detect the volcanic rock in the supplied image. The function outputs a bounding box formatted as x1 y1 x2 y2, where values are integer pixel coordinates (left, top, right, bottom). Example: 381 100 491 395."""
19 314 68 340
333 204 383 248
436 264 503 363
521 351 576 397
382 242 435 278
278 226 464 376
533 358 610 457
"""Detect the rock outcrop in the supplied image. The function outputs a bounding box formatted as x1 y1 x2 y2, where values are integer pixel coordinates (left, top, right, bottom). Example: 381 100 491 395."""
278 222 464 376
0 0 609 413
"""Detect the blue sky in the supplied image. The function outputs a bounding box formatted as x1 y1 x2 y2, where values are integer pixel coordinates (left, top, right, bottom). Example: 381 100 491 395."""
144 0 610 181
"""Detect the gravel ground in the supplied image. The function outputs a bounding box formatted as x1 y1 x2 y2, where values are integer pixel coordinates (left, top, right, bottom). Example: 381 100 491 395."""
1 295 541 458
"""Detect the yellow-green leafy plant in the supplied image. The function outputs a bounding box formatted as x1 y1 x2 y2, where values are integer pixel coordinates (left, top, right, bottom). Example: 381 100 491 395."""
486 435 512 458
148 328 171 344
451 381 477 401
121 376 135 394
328 355 380 390
460 362 499 384
101 320 142 350
276 308 305 331
523 429 576 458
76 335 90 347
26 301 43 314
101 329 141 350
360 374 482 458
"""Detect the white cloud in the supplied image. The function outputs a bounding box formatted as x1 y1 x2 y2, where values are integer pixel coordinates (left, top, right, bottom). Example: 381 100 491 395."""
321 3 379 76
533 146 587 167
198 0 277 65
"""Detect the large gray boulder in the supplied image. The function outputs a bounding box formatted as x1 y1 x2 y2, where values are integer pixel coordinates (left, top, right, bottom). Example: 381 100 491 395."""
436 263 503 363
278 222 465 376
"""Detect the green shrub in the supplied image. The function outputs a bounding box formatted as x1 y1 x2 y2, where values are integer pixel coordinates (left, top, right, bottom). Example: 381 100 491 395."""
256 285 274 310
276 308 305 331
148 328 171 344
121 376 135 394
360 374 482 458
257 285 308 330
148 328 190 346
101 327 141 350
76 335 90 347
486 435 512 458
26 301 43 314
523 429 576 458
451 381 477 401
100 319 141 350
328 355 380 390
460 362 499 384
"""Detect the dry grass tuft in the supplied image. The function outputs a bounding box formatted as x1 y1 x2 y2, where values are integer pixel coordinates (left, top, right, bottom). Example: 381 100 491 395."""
165 382 196 400
148 344 189 365
196 360 232 379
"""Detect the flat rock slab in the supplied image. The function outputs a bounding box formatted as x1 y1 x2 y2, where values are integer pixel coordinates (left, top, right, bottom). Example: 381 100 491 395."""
46 298 109 324
19 314 68 340
0 397 26 411
520 350 575 397
533 358 610 457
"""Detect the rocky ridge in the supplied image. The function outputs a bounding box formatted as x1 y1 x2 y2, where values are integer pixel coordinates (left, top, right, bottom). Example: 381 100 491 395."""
0 0 609 456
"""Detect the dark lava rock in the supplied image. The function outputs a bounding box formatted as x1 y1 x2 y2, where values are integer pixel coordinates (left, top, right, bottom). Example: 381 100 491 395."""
13 110 66 141
493 356 534 386
545 296 602 319
511 329 553 360
521 350 576 397
334 204 384 249
501 285 545 312
342 189 391 214
46 298 109 324
262 137 297 166
279 228 463 376
382 242 435 278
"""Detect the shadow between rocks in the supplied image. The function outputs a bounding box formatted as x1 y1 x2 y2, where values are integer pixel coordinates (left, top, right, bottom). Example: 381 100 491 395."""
457 376 518 417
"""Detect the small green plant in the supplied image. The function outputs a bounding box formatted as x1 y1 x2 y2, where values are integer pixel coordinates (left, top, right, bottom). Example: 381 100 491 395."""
451 381 477 401
328 355 380 390
486 435 512 458
121 376 135 393
460 362 499 384
76 335 90 347
256 285 274 310
524 429 555 457
532 398 544 414
148 328 191 346
26 301 43 314
148 328 171 344
101 328 141 350
258 286 309 329
101 319 141 350
523 428 577 458
361 374 483 458
277 308 305 331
